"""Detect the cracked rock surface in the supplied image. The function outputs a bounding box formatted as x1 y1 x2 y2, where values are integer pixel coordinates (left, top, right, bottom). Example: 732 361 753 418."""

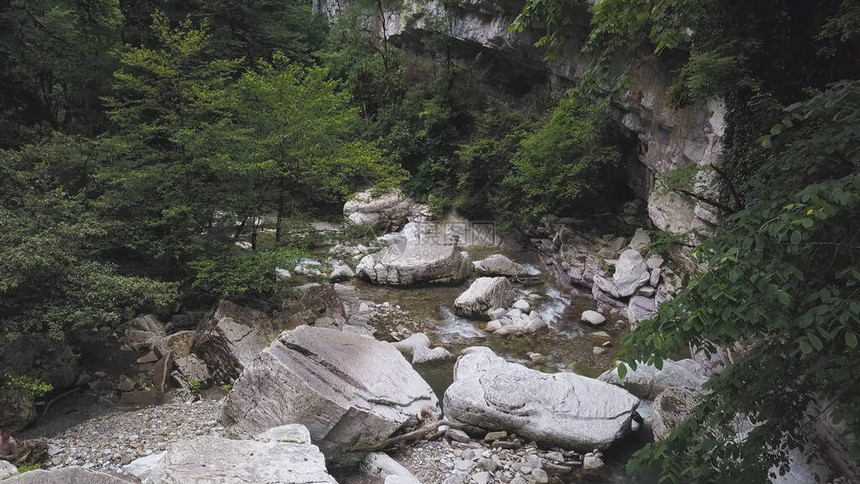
443 347 639 451
222 325 439 467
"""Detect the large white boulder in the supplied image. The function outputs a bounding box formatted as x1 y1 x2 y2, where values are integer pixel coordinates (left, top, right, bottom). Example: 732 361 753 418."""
356 223 470 286
344 189 416 230
222 326 439 465
598 359 708 399
613 250 651 297
443 347 639 450
145 426 336 483
453 277 515 318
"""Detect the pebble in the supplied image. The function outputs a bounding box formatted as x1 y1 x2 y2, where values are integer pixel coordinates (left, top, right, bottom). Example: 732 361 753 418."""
41 398 223 474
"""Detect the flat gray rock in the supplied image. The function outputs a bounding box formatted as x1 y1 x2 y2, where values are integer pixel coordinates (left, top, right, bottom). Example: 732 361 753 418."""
5 466 127 483
444 347 639 450
145 432 336 483
222 326 439 466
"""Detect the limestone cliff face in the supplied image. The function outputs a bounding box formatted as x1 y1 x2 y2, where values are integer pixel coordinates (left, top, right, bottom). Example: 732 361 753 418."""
318 0 725 235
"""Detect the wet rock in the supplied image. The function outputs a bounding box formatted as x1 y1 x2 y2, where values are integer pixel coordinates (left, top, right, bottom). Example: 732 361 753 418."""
222 326 439 466
146 427 336 483
444 347 639 450
598 359 707 399
412 345 452 365
454 277 515 318
329 260 355 282
580 310 606 326
512 299 531 312
5 466 127 483
472 254 524 277
613 250 651 297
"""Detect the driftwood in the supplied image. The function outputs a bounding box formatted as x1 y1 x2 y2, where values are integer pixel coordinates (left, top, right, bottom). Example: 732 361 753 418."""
42 387 82 416
348 408 470 453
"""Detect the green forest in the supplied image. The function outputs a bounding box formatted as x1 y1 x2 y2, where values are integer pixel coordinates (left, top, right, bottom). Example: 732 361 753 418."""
0 0 858 482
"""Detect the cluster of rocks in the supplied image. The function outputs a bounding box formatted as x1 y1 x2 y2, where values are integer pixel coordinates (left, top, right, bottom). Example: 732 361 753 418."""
453 260 549 337
391 333 453 365
533 219 684 329
405 432 604 484
343 188 427 231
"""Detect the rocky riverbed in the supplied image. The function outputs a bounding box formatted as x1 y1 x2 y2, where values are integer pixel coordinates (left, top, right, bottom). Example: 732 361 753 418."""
6 190 696 484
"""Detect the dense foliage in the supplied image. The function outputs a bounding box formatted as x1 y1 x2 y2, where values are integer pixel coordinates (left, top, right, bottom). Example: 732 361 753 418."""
0 1 400 408
514 0 860 480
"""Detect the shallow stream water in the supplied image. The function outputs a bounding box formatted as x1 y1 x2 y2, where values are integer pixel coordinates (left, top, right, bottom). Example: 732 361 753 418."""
343 243 649 483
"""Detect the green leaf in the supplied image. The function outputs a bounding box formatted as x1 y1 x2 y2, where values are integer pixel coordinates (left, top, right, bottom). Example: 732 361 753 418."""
847 332 858 349
776 291 791 306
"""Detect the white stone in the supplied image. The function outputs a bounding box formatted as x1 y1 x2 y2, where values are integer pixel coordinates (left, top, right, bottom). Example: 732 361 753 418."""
443 347 639 450
145 432 336 483
391 333 431 354
275 267 292 281
613 250 651 297
580 310 606 326
512 299 531 311
357 223 471 286
412 345 452 365
123 452 165 481
454 277 515 318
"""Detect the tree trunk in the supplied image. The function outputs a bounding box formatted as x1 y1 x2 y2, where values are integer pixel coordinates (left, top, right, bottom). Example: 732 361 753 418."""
275 176 285 244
